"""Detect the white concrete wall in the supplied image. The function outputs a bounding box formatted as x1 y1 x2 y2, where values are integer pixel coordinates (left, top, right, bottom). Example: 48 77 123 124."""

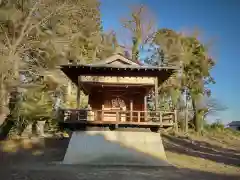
63 131 169 166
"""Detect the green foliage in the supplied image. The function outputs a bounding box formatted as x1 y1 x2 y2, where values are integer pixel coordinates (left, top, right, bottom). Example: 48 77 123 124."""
204 119 225 131
204 121 240 138
151 29 219 133
19 86 54 121
210 122 225 130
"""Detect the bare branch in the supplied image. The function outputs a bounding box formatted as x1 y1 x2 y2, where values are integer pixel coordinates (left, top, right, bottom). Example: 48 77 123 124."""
13 0 40 51
0 25 11 48
120 4 157 46
24 3 67 38
12 1 67 55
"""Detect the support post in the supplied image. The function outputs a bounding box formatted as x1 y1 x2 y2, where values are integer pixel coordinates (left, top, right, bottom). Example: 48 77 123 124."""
130 100 133 122
174 109 178 132
144 95 148 121
154 77 158 111
76 86 80 109
101 104 104 121
159 111 162 127
77 76 81 108
154 77 159 122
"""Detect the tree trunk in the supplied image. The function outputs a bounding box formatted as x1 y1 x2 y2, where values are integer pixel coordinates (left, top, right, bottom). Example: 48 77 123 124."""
37 120 46 137
132 37 140 62
184 90 189 133
179 91 185 132
192 99 203 134
185 102 189 133
0 82 9 126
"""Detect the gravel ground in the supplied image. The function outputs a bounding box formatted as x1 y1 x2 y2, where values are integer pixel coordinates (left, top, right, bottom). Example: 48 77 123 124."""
0 137 239 180
1 164 240 180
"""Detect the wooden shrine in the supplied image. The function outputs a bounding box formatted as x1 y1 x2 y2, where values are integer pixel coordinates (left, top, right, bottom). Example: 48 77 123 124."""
58 54 178 132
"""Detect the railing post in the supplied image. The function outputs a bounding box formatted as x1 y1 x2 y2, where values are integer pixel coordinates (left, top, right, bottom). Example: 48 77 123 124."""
159 111 162 126
144 111 148 121
130 100 133 122
137 111 141 122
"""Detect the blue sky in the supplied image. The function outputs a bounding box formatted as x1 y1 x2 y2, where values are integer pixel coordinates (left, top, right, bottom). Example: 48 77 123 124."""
100 0 240 124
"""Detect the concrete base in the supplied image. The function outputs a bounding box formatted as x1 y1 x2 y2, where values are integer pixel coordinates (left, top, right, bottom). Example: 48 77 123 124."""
62 130 170 166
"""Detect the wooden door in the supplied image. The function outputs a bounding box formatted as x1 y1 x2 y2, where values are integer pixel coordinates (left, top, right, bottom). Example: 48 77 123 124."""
102 97 126 122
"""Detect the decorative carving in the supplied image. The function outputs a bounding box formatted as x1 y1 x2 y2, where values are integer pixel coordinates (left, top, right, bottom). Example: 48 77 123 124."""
111 97 125 108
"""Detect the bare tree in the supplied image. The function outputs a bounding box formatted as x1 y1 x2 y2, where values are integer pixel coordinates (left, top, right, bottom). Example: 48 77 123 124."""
203 97 227 119
120 4 157 61
0 0 71 125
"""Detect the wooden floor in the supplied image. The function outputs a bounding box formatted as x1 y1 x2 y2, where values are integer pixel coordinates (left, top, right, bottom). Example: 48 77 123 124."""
59 109 176 130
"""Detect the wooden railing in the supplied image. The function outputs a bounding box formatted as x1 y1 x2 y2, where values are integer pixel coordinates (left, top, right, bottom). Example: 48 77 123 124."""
58 109 177 127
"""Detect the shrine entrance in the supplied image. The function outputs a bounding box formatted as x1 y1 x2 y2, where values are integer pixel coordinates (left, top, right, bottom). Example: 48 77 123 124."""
102 96 126 121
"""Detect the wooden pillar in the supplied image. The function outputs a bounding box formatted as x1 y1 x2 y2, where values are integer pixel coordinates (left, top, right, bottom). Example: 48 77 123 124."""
76 86 81 109
174 109 178 132
154 77 159 111
144 95 148 121
77 77 81 108
101 104 104 121
130 100 133 122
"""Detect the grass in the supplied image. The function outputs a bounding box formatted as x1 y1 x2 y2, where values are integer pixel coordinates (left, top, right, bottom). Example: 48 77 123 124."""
166 151 240 175
163 128 240 176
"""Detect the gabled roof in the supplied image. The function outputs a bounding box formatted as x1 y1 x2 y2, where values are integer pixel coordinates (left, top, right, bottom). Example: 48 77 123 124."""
90 54 140 67
59 54 179 86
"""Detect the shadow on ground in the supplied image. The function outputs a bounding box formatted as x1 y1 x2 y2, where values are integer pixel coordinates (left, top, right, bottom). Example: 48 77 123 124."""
0 137 70 164
162 134 240 167
0 133 239 180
